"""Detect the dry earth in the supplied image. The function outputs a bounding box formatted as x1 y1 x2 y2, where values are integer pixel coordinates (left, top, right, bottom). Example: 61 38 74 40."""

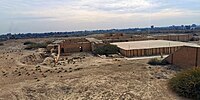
0 39 187 100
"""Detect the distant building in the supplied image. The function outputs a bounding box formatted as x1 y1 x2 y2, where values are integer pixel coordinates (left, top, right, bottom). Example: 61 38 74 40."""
181 25 186 30
185 25 191 30
169 25 185 30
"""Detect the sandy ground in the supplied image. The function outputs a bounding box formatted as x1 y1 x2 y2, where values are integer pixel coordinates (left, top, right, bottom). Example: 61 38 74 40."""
0 39 187 100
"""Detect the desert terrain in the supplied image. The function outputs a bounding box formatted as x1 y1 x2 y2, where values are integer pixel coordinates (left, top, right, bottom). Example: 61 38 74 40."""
0 38 186 100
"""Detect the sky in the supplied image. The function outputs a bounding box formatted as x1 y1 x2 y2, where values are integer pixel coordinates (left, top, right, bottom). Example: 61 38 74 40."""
0 0 200 34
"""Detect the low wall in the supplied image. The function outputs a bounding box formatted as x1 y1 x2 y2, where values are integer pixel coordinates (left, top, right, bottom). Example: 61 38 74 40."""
165 46 200 69
154 34 192 42
60 42 91 53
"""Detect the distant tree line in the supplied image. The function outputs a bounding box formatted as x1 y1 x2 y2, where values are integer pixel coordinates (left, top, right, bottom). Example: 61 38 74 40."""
0 27 200 41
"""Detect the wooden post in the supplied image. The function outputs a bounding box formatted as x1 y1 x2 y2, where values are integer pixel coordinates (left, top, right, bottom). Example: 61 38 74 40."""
161 52 163 58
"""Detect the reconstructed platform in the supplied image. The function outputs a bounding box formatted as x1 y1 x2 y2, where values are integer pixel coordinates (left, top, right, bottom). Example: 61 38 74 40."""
111 40 199 57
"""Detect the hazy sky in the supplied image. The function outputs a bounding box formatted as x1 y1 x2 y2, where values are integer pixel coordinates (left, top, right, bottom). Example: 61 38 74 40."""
0 0 200 33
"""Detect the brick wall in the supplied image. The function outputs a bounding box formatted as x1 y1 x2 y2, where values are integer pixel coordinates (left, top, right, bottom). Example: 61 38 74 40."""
154 34 192 42
120 46 181 57
99 34 192 43
165 46 200 69
59 38 92 53
60 42 91 53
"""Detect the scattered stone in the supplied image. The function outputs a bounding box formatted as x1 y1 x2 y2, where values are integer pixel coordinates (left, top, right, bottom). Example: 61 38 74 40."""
154 73 169 79
74 68 83 71
20 53 45 65
57 70 62 73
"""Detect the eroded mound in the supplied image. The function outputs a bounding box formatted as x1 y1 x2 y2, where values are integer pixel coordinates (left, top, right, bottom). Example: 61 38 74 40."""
20 53 45 65
42 57 55 66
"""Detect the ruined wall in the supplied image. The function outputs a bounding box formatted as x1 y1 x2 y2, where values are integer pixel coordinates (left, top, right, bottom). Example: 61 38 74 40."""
46 45 55 52
60 42 91 53
60 38 92 53
165 46 200 69
99 34 193 43
61 38 88 43
102 36 155 43
154 34 192 42
97 33 133 43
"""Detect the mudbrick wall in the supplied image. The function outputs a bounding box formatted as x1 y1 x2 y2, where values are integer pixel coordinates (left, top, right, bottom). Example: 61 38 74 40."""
60 38 92 53
120 47 181 57
99 34 193 43
154 34 192 42
165 46 200 69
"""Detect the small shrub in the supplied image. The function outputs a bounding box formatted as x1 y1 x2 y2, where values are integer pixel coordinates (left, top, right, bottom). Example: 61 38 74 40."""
169 68 200 99
25 42 48 50
190 37 200 41
45 41 53 44
94 44 119 55
148 58 169 65
23 41 35 45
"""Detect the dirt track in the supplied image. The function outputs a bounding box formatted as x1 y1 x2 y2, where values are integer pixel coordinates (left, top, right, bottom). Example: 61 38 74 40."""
0 39 186 100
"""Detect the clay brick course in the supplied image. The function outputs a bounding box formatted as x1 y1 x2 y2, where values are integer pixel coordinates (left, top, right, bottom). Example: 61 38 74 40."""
165 46 200 69
60 38 92 53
